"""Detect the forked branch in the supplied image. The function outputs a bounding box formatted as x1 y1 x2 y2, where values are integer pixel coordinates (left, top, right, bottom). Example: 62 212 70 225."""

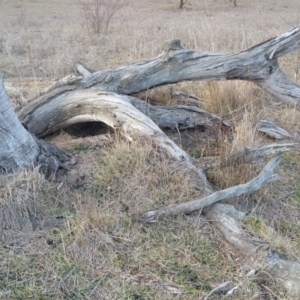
179 0 187 9
76 25 300 106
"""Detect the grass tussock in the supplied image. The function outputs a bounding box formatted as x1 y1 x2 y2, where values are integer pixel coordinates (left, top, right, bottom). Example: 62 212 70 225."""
201 81 259 118
0 140 238 299
204 106 263 189
0 137 289 299
0 168 65 242
92 138 203 214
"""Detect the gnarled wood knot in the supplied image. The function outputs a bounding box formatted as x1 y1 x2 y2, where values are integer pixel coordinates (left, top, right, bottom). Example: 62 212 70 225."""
163 39 183 51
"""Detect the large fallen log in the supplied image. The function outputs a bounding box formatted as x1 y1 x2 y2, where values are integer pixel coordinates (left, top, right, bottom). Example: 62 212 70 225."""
23 25 300 110
18 25 300 141
18 90 228 137
75 26 300 106
19 90 213 190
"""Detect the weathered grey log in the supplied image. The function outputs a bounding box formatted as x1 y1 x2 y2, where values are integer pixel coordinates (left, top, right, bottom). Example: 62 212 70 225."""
19 92 227 147
133 156 281 223
169 88 202 107
0 76 75 176
204 143 296 170
19 89 212 190
73 25 300 106
8 25 300 298
19 89 227 137
39 74 81 96
258 120 291 139
129 97 229 129
206 203 300 297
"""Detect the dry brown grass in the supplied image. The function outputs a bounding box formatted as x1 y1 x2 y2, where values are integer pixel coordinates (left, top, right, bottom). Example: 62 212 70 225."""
0 137 291 299
201 81 258 117
1 0 300 298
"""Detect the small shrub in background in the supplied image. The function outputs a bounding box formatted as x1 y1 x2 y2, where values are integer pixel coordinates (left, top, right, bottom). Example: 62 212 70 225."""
179 0 187 9
78 0 129 35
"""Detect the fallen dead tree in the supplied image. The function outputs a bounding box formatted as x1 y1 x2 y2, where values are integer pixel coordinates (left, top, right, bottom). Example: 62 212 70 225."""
75 25 300 106
2 24 300 297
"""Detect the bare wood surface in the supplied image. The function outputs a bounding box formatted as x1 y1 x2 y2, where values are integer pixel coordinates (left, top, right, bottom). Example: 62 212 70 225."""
39 74 81 96
206 203 300 297
19 89 212 189
0 76 75 176
76 63 92 78
129 97 229 129
74 25 300 106
258 119 291 139
204 143 296 170
133 156 281 223
19 90 227 137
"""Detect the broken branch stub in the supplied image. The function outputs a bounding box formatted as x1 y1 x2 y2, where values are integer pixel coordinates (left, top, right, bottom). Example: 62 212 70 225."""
258 119 291 139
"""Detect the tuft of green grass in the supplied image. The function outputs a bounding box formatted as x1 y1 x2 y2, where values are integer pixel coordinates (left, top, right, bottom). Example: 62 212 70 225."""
73 142 90 152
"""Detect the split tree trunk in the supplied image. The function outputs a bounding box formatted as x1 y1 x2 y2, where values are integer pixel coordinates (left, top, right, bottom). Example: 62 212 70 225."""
0 77 38 174
0 76 75 176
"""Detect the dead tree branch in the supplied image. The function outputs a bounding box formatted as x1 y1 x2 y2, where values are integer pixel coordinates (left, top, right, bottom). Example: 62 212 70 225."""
258 120 292 139
75 25 300 106
206 203 300 297
204 143 296 170
133 156 281 223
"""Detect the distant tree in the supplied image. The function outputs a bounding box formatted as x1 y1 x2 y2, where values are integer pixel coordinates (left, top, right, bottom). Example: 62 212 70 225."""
79 0 129 35
179 0 187 9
